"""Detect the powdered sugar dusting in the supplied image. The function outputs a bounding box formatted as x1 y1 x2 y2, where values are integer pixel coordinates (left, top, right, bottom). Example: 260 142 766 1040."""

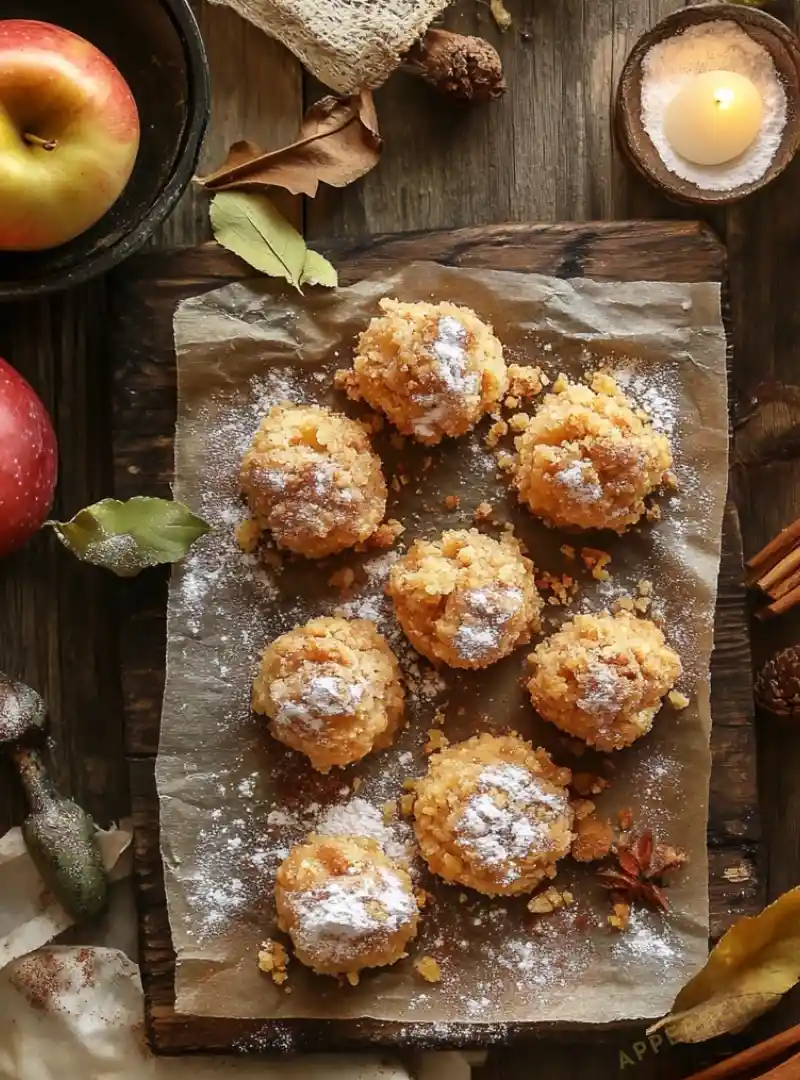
452 585 524 661
290 866 417 966
456 764 569 881
316 796 413 861
411 316 480 438
555 460 603 503
272 668 365 735
576 660 629 716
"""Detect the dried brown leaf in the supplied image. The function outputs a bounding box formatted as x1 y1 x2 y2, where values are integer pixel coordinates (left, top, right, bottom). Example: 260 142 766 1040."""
647 886 800 1043
196 90 381 198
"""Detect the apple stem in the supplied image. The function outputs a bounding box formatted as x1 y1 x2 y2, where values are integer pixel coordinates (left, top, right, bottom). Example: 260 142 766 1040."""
23 133 57 152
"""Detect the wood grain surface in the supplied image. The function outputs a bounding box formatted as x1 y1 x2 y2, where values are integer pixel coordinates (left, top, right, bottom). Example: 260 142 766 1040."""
1 0 800 1075
109 222 760 1052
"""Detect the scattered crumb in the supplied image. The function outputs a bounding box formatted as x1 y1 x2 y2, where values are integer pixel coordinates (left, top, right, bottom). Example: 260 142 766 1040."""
346 971 360 986
535 570 578 606
359 519 405 550
236 519 260 554
508 413 531 433
400 792 415 817
527 886 571 916
415 888 430 909
571 798 596 821
352 777 363 793
507 363 545 399
580 547 611 581
424 728 450 754
444 494 461 510
638 580 652 597
474 501 493 523
613 596 636 613
668 690 690 710
496 451 515 471
382 800 397 825
646 503 662 522
571 773 608 797
552 373 569 393
415 955 442 983
618 808 634 830
485 419 509 448
572 816 614 863
560 544 576 560
504 395 519 409
257 940 289 985
328 566 355 591
608 902 631 931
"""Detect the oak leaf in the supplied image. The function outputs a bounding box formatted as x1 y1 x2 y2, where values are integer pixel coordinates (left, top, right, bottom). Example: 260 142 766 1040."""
196 89 381 198
647 886 800 1043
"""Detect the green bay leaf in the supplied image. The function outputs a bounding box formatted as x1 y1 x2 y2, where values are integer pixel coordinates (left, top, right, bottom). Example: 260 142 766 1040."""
47 497 210 578
210 191 307 289
300 248 338 288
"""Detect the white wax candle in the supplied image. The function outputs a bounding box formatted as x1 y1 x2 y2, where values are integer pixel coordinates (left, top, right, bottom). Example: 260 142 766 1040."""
663 70 763 166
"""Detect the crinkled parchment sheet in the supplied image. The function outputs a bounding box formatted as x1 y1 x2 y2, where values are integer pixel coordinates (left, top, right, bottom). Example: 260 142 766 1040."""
162 262 727 1027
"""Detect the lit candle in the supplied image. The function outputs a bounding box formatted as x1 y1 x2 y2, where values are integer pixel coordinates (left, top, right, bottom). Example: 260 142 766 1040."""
663 70 763 166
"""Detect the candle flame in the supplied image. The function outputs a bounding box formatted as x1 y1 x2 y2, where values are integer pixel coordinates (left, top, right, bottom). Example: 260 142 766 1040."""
714 87 736 110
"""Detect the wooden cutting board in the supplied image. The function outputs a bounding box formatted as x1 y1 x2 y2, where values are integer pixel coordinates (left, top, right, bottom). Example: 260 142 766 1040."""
108 221 762 1053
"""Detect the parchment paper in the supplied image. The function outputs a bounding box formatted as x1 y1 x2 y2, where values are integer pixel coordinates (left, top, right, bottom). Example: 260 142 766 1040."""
162 263 728 1027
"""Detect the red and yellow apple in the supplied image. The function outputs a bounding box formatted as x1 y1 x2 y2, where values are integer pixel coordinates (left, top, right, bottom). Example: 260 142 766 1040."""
0 20 140 252
0 358 57 556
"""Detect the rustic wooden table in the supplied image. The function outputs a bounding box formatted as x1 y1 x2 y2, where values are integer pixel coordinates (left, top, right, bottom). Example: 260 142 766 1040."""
2 0 800 1075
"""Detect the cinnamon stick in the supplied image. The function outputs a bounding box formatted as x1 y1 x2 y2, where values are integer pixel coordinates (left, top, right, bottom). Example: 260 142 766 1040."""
769 564 800 602
747 518 800 584
683 1026 800 1080
758 546 800 594
756 581 800 620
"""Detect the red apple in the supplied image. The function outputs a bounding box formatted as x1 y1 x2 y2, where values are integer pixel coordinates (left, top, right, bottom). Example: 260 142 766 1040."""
0 20 140 252
0 359 57 556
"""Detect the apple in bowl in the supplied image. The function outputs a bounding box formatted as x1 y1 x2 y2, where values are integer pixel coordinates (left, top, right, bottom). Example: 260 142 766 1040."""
0 20 140 252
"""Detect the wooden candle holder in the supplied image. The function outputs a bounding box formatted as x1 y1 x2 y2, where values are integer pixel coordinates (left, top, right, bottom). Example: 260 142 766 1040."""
615 2 800 206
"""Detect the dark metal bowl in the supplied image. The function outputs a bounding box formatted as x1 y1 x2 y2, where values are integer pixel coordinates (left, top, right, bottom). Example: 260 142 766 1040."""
0 0 209 300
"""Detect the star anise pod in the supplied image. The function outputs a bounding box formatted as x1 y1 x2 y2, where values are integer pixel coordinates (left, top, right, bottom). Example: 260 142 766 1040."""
596 829 687 913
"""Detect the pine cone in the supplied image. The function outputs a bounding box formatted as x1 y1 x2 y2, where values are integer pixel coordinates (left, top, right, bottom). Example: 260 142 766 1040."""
755 646 800 717
402 30 506 104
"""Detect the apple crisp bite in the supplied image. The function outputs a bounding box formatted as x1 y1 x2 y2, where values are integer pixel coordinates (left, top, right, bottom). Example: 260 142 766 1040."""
527 610 682 751
275 836 419 980
252 616 404 773
240 403 386 558
412 733 574 896
387 528 542 670
336 298 507 445
513 372 673 533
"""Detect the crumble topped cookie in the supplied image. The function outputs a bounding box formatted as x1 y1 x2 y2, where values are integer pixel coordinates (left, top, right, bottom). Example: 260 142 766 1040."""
240 403 386 558
253 616 404 773
336 298 507 445
513 372 673 533
387 528 542 669
412 733 574 896
275 835 419 980
527 610 682 752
